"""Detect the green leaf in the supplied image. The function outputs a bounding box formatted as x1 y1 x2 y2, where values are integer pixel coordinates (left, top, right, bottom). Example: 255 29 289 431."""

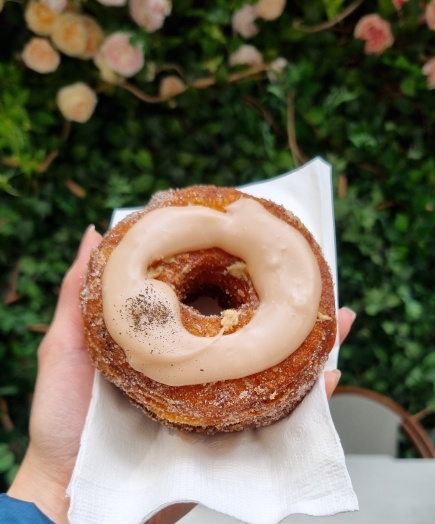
134 150 153 170
394 213 409 233
322 0 346 20
400 76 416 97
0 445 15 473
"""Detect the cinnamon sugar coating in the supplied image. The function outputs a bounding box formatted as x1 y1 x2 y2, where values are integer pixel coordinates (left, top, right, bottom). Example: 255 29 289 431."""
80 186 337 433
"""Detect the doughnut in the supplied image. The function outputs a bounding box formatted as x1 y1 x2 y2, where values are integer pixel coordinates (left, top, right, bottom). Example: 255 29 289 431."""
80 185 337 433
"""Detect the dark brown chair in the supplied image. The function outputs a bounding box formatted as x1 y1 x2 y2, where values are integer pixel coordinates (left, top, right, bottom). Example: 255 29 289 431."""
330 386 435 458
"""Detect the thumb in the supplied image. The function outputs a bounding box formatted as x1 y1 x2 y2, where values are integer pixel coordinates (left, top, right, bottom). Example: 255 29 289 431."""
50 225 102 337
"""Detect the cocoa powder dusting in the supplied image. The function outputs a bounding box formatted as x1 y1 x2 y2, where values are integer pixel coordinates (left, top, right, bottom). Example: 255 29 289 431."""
123 290 171 336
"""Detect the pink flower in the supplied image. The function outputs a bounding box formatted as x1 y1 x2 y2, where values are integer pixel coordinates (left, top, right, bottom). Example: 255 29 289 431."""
354 14 394 55
40 0 67 13
100 32 144 77
94 51 123 83
232 5 258 39
426 1 435 31
229 45 264 67
56 82 97 123
96 0 127 5
392 0 409 11
422 58 435 89
51 13 87 57
22 37 60 73
24 1 58 36
255 0 286 21
129 0 172 32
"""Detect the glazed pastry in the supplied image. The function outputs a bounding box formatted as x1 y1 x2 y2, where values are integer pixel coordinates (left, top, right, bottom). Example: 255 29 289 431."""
80 185 336 433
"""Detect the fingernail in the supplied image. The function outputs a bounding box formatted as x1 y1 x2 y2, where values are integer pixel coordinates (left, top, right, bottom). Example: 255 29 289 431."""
330 369 342 388
78 224 96 255
342 307 357 322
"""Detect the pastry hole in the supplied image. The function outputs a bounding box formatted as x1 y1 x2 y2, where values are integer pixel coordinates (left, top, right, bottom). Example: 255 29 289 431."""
184 283 245 317
187 295 223 316
147 249 260 333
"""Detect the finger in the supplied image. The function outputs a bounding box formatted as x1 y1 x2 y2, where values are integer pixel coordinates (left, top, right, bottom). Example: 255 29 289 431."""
55 226 101 322
338 307 356 344
324 308 356 399
325 370 341 400
49 226 102 339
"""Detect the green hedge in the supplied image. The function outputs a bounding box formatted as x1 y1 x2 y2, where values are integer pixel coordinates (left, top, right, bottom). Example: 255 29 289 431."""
1 0 434 487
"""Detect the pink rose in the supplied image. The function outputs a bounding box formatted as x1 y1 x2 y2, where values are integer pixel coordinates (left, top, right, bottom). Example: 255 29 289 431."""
96 0 127 5
354 14 394 55
24 1 58 36
22 37 60 73
426 1 435 31
56 82 97 123
229 45 263 67
255 0 286 21
51 13 87 56
40 0 67 13
422 58 435 89
94 51 123 84
232 5 258 39
159 75 186 99
100 32 144 77
129 0 172 32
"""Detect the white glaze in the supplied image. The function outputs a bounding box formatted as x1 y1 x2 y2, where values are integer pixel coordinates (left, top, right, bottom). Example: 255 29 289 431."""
102 198 321 386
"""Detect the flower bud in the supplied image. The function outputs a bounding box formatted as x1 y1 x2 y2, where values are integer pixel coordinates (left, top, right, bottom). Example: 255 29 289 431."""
422 58 435 89
159 75 186 99
100 32 144 78
354 14 394 55
229 45 263 67
426 1 435 31
267 57 288 82
25 1 58 36
22 37 61 73
255 0 286 21
57 82 98 123
51 13 87 57
232 5 258 39
129 0 172 32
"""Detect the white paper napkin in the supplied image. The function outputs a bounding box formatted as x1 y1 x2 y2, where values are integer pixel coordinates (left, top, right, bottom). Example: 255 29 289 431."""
67 157 358 524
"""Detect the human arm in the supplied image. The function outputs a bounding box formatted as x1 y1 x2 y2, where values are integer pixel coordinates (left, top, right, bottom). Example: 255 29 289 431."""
6 225 102 523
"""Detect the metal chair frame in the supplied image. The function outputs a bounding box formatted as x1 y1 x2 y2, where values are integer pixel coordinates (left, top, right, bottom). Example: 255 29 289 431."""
332 385 435 459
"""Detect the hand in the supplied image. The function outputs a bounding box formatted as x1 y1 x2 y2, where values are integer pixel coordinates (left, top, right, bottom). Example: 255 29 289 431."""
324 307 356 399
8 224 356 524
8 225 102 523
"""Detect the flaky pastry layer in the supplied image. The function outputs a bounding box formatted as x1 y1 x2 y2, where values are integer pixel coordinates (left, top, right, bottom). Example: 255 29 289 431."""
80 185 337 433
